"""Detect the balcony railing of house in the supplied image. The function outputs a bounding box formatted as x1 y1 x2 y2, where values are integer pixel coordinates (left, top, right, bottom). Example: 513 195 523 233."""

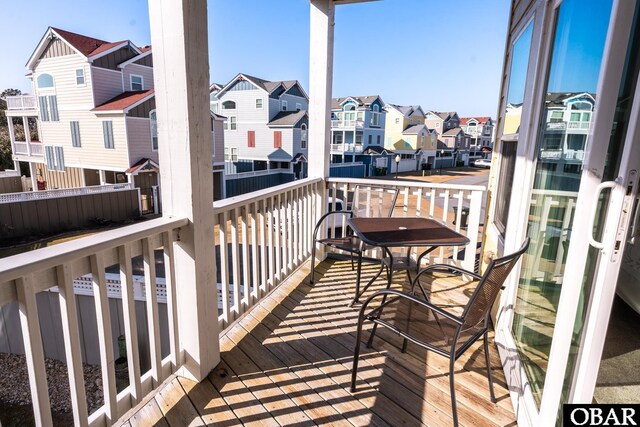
0 175 485 426
13 141 44 156
0 183 135 204
330 143 364 152
331 119 365 129
6 95 37 110
538 148 585 161
567 120 591 130
0 170 20 178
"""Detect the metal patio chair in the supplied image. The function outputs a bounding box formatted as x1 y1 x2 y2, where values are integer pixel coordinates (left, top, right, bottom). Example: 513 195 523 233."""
350 238 530 427
310 185 399 305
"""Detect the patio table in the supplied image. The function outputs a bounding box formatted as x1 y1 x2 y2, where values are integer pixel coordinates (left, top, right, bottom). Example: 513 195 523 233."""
347 217 470 303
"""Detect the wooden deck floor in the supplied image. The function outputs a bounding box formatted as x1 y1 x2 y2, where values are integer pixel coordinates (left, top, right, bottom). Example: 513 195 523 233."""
116 257 516 427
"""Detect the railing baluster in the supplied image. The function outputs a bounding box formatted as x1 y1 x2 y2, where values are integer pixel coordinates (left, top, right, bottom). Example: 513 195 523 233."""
118 244 142 403
241 206 251 309
341 182 349 237
219 211 230 326
56 264 89 425
230 208 241 316
161 231 179 371
275 194 283 283
142 238 162 385
89 253 117 422
429 188 436 218
463 189 483 272
403 186 409 217
330 182 337 239
440 189 450 262
16 276 53 427
416 188 423 218
267 198 275 290
259 199 268 297
293 187 300 265
283 191 291 274
250 202 259 303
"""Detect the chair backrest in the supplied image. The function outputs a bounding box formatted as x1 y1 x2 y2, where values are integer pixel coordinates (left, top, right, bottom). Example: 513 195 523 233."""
352 185 399 218
460 238 530 330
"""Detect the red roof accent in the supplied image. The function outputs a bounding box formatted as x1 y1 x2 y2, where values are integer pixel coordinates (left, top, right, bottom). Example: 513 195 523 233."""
460 117 491 125
92 90 154 111
51 27 110 57
89 40 127 57
139 45 152 53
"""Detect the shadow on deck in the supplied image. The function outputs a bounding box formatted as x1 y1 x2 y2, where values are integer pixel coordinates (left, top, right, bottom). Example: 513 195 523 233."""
116 257 516 427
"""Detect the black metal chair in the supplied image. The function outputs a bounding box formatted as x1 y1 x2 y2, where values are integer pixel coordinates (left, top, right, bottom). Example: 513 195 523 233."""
350 238 530 427
310 185 399 305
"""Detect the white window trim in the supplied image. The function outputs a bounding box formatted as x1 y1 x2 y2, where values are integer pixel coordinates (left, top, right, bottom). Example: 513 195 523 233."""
226 116 237 131
222 100 237 110
75 69 86 86
282 100 288 111
150 109 158 151
256 98 263 109
301 124 307 149
36 73 55 90
130 74 144 91
296 103 302 111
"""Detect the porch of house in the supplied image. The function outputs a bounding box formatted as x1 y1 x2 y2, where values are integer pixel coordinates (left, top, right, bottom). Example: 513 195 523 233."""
115 258 515 427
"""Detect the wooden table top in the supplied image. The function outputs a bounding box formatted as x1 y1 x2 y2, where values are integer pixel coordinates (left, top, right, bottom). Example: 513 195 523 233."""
348 217 469 248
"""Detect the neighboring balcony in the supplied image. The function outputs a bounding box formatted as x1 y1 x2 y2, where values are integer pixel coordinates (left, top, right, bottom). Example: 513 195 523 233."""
13 141 44 157
5 95 38 115
330 142 364 153
331 119 365 129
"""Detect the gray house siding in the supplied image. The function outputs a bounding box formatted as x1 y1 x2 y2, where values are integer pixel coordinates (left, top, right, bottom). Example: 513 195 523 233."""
92 66 124 106
93 46 138 71
134 54 153 67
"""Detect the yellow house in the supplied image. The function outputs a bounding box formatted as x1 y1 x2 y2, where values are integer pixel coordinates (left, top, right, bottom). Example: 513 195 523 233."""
384 104 438 167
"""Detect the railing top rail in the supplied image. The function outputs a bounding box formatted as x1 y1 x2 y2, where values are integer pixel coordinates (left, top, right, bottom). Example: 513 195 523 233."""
0 183 134 204
0 216 188 286
213 177 322 212
327 177 486 192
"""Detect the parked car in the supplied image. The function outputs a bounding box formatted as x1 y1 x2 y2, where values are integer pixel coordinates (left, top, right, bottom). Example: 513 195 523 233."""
472 158 492 168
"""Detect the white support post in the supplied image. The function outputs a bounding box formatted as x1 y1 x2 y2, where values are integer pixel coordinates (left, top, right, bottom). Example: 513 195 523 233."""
99 170 107 185
23 117 32 156
7 116 16 155
149 0 219 381
309 0 335 265
29 162 38 192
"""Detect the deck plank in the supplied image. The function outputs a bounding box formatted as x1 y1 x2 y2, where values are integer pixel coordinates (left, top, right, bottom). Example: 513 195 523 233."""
117 259 516 427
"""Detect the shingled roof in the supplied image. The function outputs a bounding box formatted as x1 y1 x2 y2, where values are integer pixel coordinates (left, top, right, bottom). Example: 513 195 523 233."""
332 96 384 110
460 117 492 125
402 124 428 135
92 90 154 112
268 110 307 127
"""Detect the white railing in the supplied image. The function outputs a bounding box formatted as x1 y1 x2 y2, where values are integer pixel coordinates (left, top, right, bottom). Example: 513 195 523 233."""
567 120 590 130
12 141 43 156
0 183 134 204
225 168 291 178
0 170 20 178
331 119 364 129
326 177 486 272
0 216 188 427
6 95 37 110
330 143 364 152
213 177 323 329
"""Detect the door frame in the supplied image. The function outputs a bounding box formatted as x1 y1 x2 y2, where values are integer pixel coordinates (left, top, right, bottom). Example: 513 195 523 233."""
494 0 637 425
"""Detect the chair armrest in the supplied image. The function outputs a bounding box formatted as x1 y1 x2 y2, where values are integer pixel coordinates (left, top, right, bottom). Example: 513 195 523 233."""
417 263 482 280
360 289 463 325
313 210 353 240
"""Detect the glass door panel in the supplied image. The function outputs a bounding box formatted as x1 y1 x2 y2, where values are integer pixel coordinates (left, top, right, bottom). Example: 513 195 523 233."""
511 0 613 407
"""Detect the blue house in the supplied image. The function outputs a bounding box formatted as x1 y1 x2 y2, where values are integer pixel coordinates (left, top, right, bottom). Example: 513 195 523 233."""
330 96 388 177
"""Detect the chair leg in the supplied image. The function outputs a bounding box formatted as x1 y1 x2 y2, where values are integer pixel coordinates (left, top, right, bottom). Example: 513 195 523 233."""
483 331 496 403
350 310 366 392
350 253 355 271
310 242 317 285
350 250 364 307
449 355 459 427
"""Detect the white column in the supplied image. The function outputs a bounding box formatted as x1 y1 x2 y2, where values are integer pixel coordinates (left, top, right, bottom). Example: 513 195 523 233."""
149 0 219 381
29 162 38 191
308 0 334 179
7 116 16 155
99 170 107 185
22 117 32 156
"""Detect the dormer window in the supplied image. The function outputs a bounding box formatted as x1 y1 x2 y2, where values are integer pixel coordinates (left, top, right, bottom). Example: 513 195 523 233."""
222 100 236 110
282 100 288 111
131 75 143 91
409 118 413 125
296 103 302 111
37 73 54 89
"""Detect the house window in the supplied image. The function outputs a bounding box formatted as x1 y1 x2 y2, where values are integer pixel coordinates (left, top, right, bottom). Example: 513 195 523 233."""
75 69 85 86
150 110 158 150
224 147 238 161
435 122 441 128
368 135 372 145
494 140 517 234
45 146 65 171
357 112 363 121
248 130 255 147
256 98 263 109
376 135 381 145
224 116 237 131
37 73 54 88
409 118 413 125
300 124 307 149
370 105 381 127
39 95 59 122
355 134 362 145
222 100 236 110
70 121 81 147
274 131 282 148
395 118 400 124
296 103 302 111
130 75 143 91
282 100 288 111
102 121 115 149
421 134 425 147
334 133 343 144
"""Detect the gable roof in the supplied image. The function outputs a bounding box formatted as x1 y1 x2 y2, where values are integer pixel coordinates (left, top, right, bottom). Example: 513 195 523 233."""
402 124 428 135
362 146 393 155
442 127 465 137
267 110 307 127
217 73 308 100
27 27 142 70
125 158 159 175
92 90 154 113
460 117 492 125
332 95 384 110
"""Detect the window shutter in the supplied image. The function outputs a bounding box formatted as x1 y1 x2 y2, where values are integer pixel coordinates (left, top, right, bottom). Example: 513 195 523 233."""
70 121 81 147
274 131 282 148
45 146 55 170
48 95 59 121
103 121 114 148
248 130 255 147
39 96 49 122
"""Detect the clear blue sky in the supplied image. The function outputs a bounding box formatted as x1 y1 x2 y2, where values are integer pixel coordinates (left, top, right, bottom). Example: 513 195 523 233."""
0 0 511 117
